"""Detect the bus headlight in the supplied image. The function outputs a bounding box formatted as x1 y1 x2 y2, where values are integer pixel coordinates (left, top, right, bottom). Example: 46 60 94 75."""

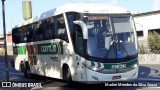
132 63 138 68
90 66 103 72
82 62 103 72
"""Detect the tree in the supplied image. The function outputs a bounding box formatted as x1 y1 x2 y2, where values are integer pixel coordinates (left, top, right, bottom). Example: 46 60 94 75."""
148 31 160 54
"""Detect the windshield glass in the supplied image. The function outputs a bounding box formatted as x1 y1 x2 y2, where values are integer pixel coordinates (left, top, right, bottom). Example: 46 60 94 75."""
83 15 137 60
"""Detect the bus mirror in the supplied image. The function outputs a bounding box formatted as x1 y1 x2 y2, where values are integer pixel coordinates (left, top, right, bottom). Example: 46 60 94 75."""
73 20 88 39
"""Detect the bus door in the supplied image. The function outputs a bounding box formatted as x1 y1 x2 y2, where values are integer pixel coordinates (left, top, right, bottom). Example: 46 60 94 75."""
75 29 87 82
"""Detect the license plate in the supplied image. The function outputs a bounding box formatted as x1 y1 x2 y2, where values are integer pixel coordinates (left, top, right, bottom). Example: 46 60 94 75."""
112 76 121 80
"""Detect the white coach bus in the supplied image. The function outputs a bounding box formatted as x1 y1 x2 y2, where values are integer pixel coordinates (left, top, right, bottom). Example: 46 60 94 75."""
12 3 138 84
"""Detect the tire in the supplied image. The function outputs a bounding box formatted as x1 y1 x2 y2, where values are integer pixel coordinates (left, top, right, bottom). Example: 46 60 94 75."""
20 61 27 78
20 61 24 72
23 65 27 78
63 66 72 86
11 59 14 68
23 62 32 78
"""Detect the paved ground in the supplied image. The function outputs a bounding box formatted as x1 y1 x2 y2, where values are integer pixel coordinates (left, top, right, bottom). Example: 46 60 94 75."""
0 58 160 90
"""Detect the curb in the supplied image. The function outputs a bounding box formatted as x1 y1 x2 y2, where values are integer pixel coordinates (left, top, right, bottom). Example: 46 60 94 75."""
139 61 160 64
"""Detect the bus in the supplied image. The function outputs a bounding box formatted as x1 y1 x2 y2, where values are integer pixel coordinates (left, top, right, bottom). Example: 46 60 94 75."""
12 3 138 84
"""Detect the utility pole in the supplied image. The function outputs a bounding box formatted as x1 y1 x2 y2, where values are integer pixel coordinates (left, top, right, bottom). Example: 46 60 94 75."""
1 0 9 81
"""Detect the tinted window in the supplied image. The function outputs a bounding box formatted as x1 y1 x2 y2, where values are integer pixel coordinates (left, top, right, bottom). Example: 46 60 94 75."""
55 15 68 42
12 15 69 43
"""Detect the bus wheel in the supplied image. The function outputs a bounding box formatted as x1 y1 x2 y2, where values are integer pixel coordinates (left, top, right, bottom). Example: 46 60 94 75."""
21 61 27 78
20 61 24 72
63 66 72 86
24 62 32 78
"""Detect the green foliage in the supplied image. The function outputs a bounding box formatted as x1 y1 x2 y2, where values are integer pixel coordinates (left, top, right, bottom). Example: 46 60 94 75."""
0 49 4 56
148 31 160 54
138 44 147 54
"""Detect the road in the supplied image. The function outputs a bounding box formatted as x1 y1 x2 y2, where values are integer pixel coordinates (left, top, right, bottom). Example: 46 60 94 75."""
0 59 160 90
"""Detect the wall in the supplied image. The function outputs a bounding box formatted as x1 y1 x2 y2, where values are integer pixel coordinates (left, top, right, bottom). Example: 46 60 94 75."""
138 54 160 64
6 34 13 55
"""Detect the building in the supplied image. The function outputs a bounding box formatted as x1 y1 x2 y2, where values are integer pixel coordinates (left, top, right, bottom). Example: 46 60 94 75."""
133 10 160 38
133 10 160 53
0 32 13 55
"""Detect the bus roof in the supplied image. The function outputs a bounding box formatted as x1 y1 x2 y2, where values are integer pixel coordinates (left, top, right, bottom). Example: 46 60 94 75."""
13 2 130 28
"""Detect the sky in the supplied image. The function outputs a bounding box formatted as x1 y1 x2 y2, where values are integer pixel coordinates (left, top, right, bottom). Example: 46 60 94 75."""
0 0 156 35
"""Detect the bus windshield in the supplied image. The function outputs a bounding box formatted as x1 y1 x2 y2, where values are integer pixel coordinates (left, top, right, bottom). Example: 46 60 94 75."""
83 14 137 62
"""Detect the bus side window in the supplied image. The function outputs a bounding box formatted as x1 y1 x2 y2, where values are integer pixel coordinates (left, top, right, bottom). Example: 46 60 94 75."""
67 15 74 35
32 23 37 41
44 17 54 40
75 28 84 56
45 25 54 39
35 22 40 41
26 25 34 42
35 21 44 41
55 15 69 42
19 27 26 43
12 28 19 44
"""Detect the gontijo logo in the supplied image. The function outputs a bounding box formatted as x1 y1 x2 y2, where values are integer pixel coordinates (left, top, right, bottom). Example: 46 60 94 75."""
41 45 57 53
26 41 63 65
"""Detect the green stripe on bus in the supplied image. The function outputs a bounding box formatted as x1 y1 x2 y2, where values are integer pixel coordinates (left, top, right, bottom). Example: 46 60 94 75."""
13 46 26 55
13 41 63 55
103 58 138 69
